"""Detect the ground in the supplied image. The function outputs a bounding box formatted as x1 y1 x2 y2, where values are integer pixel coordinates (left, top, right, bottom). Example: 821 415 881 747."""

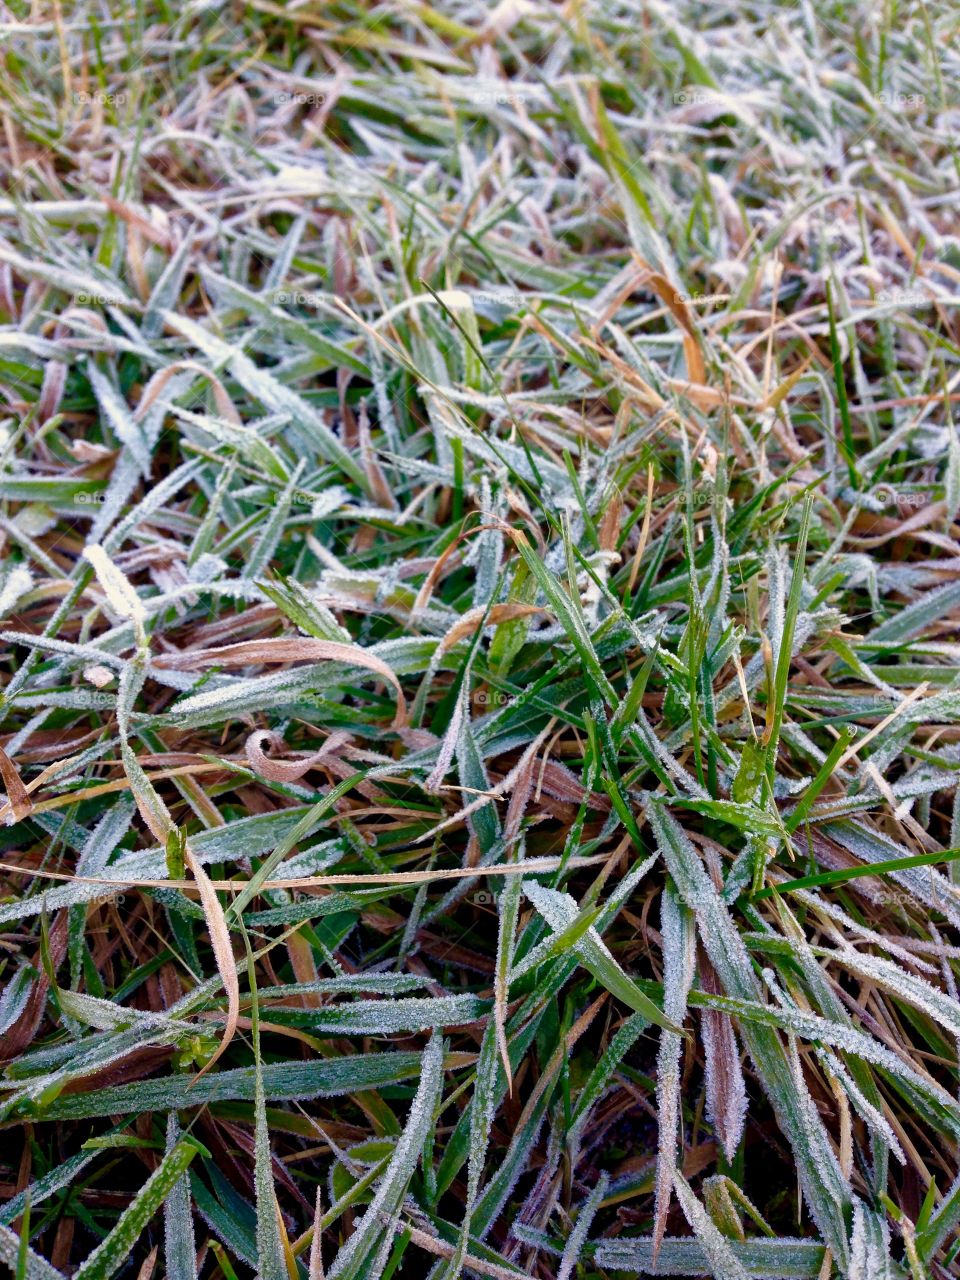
1 2 960 1278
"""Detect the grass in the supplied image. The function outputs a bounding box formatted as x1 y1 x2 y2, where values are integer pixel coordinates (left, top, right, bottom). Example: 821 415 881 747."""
0 0 959 1276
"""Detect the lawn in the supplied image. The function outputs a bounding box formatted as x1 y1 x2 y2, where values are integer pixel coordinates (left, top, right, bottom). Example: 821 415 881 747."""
1 1 960 1278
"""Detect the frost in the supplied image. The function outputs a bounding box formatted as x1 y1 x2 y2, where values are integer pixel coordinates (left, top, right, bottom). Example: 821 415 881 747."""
299 994 485 1036
833 946 960 1042
187 552 227 584
647 797 852 1261
797 889 939 974
848 1200 896 1280
557 1173 608 1280
327 1035 442 1280
0 565 33 615
700 979 748 1164
164 1115 197 1280
310 485 351 519
819 1051 905 1165
654 886 695 1251
424 681 468 792
825 819 960 930
672 1173 750 1280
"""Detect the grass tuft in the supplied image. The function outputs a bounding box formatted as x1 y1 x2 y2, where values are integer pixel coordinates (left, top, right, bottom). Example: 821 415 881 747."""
1 1 960 1277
